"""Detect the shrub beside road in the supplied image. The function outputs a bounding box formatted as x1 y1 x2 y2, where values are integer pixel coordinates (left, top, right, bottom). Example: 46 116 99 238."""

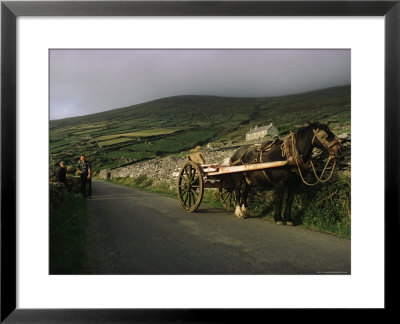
49 177 87 274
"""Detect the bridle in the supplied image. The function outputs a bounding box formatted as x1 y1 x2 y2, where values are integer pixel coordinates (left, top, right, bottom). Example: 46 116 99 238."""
282 127 341 186
312 128 341 157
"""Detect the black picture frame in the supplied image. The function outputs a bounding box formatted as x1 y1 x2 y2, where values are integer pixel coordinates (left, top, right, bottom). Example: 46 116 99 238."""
1 0 399 322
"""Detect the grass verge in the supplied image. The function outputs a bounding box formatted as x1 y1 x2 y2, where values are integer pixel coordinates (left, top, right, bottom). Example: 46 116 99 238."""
50 192 87 274
247 171 351 238
105 175 223 209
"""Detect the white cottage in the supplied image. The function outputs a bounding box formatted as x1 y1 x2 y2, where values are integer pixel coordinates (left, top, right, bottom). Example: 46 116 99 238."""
246 123 278 141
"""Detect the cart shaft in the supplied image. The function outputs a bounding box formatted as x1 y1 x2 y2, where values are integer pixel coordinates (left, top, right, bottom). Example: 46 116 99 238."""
206 160 288 176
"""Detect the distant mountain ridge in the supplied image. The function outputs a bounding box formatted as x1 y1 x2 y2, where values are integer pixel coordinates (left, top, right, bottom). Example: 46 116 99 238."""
51 85 350 122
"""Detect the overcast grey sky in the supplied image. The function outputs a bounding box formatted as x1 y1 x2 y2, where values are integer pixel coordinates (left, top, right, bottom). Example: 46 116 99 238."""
49 49 350 120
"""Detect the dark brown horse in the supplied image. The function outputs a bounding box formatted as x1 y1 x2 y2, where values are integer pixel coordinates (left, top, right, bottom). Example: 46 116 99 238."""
229 122 341 225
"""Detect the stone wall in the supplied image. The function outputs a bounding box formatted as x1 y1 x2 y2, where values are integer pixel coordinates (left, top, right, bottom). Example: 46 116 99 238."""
99 147 239 187
98 133 351 184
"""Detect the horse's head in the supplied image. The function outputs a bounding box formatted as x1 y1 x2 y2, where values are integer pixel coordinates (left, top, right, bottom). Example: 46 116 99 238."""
308 122 341 157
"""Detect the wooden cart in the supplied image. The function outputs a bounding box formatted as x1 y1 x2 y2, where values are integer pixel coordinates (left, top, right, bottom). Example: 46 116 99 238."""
177 153 288 212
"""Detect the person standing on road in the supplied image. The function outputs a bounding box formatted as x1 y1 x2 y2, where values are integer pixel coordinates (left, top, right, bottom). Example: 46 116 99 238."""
77 154 92 198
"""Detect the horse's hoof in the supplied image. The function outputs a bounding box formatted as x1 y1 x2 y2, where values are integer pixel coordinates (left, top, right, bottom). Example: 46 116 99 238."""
241 206 249 219
235 206 243 219
286 221 294 226
275 221 284 225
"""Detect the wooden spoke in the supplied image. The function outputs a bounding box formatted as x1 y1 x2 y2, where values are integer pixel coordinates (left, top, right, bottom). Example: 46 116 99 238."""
188 190 192 207
219 187 236 211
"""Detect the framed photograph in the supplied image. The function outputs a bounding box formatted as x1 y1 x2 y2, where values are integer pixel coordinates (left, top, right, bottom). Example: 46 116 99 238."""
1 0 398 321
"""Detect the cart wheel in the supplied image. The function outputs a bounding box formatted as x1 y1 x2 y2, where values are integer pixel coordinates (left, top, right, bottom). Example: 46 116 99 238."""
177 160 204 212
219 187 236 211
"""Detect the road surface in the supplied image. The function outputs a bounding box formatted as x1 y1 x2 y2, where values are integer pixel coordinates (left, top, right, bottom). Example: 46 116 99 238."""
82 180 350 274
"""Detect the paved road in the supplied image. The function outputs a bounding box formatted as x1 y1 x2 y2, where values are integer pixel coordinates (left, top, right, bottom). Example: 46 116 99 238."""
82 180 350 275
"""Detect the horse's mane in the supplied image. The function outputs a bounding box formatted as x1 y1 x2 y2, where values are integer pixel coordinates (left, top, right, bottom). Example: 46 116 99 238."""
296 122 327 138
295 124 314 139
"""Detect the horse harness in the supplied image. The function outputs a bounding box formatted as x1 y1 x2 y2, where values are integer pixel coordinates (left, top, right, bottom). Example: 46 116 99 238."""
281 128 340 186
311 128 341 156
229 127 340 186
229 138 282 184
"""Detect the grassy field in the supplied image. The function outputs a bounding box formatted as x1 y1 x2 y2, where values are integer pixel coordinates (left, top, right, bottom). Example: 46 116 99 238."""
96 128 176 141
50 85 350 171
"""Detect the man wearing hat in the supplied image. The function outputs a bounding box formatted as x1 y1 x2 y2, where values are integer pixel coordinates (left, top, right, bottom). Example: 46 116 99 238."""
77 154 92 198
56 161 67 186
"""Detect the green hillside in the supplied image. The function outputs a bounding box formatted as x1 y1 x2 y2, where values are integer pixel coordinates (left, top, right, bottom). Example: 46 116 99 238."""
49 85 350 170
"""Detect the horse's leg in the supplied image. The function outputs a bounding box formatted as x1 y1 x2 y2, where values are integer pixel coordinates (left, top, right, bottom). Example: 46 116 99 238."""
234 186 244 219
274 186 285 225
240 182 250 218
284 185 295 226
232 175 244 219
